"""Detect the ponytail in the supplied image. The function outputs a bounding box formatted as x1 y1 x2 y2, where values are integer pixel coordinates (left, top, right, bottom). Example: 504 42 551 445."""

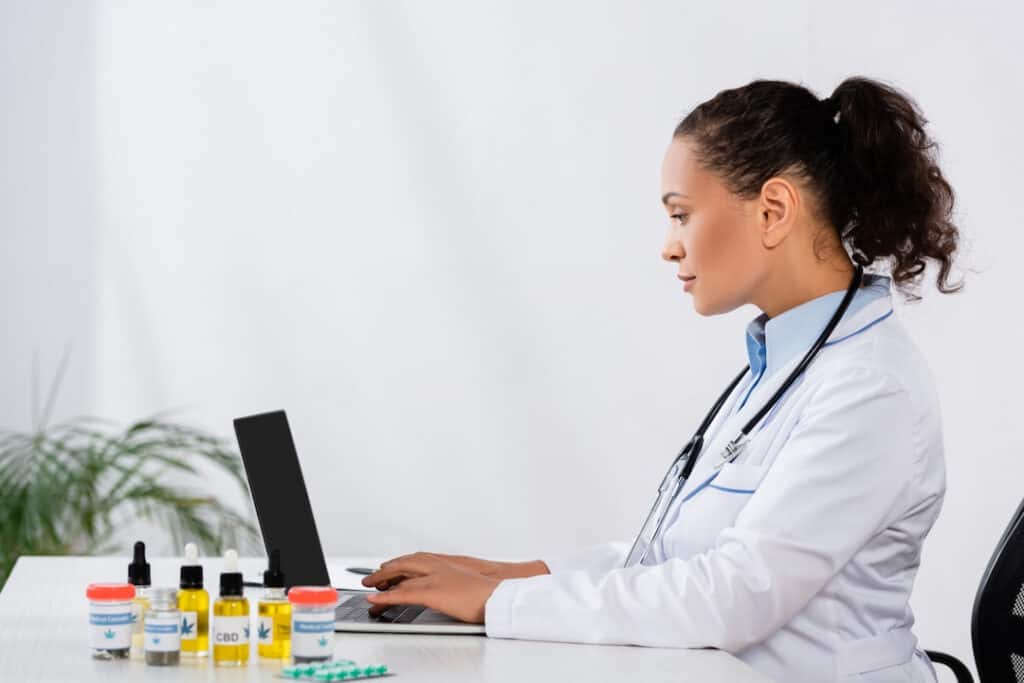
674 76 963 298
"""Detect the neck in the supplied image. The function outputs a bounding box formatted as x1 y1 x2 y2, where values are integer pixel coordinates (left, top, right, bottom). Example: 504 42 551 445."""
754 253 855 319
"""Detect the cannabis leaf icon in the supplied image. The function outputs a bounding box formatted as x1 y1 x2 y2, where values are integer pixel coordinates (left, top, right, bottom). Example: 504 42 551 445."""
318 637 328 647
257 623 271 641
103 629 115 639
243 625 250 639
181 616 194 635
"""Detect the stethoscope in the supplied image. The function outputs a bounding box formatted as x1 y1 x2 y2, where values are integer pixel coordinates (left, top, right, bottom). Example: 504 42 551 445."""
622 264 865 568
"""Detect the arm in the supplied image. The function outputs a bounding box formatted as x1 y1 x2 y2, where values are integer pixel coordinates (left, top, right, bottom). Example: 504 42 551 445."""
486 365 931 650
541 540 632 576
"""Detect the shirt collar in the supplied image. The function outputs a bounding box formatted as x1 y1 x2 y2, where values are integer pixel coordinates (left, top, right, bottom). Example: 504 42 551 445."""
744 273 892 381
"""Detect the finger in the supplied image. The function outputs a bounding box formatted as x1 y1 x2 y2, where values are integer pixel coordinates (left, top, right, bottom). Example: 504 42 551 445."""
361 555 405 586
361 566 421 589
366 555 442 586
376 576 406 591
363 552 439 586
361 572 407 590
365 577 432 608
367 588 418 617
362 562 426 587
360 553 413 584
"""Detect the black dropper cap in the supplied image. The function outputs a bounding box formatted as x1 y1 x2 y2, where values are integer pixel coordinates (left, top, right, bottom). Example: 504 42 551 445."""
128 541 151 586
180 543 204 589
220 571 243 596
181 565 203 589
263 549 285 589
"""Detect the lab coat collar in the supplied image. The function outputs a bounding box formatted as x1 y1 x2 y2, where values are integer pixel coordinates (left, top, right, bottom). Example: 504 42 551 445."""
687 277 895 482
744 274 892 382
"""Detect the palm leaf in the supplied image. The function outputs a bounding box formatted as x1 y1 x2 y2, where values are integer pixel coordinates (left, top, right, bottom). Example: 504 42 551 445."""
0 413 259 588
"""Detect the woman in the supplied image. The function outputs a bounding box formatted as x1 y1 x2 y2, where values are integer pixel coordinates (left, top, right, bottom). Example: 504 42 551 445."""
362 76 962 683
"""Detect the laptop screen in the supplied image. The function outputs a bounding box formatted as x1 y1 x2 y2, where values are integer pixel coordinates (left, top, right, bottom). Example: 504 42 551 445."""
233 410 331 588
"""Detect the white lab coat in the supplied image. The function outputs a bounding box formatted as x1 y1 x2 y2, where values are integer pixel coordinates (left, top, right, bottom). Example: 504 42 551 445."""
484 290 944 683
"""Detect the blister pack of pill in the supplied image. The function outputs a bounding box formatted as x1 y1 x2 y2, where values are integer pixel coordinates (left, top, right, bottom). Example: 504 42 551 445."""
278 659 391 680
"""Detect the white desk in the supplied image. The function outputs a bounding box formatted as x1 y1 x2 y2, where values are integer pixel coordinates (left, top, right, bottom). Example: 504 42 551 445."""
0 557 775 682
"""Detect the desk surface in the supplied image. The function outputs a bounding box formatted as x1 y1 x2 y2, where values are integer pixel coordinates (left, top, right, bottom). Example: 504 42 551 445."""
0 556 774 682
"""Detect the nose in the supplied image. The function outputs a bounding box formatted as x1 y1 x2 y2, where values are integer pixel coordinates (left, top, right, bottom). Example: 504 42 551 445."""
661 231 685 263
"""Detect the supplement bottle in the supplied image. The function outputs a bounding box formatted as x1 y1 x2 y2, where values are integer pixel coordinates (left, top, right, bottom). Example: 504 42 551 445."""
177 542 210 657
86 583 135 659
257 549 291 659
288 586 337 664
127 541 151 659
144 587 181 666
212 549 250 666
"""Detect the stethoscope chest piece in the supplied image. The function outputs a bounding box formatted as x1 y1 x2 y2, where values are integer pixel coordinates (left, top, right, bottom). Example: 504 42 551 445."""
715 434 749 470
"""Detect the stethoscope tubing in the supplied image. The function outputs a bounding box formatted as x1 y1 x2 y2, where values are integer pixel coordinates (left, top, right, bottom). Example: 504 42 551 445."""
624 264 866 568
677 265 864 480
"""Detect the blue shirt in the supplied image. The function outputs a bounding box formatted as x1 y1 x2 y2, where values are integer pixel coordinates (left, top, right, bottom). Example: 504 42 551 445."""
733 273 892 413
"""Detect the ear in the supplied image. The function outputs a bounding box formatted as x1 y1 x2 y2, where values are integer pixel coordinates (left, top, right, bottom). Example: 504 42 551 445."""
758 177 799 249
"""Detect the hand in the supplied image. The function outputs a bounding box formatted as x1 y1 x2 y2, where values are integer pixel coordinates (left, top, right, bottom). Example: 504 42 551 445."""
361 553 502 624
362 552 549 591
425 554 550 580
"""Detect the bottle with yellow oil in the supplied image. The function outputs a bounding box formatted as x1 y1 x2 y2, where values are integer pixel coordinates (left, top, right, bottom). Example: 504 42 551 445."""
127 541 151 660
211 549 249 666
257 549 291 659
177 543 209 657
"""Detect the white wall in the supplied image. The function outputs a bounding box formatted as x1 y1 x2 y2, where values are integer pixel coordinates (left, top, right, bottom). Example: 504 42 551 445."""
1 0 98 425
4 0 1023 674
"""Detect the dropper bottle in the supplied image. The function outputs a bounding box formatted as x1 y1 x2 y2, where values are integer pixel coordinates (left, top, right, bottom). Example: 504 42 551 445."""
257 549 291 659
177 543 209 657
127 541 152 659
212 549 249 666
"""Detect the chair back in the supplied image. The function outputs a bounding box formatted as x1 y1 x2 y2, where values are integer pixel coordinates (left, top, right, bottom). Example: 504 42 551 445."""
972 496 1024 681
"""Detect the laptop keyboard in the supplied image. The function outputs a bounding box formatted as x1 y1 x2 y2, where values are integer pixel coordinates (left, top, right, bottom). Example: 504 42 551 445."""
335 593 427 624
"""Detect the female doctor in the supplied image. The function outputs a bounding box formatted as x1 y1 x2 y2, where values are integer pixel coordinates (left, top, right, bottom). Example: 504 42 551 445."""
362 76 963 683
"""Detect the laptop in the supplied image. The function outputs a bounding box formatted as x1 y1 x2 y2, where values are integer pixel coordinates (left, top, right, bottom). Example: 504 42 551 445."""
233 409 485 634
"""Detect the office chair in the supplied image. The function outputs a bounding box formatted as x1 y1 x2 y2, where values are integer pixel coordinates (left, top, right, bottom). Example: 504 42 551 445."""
922 494 1024 682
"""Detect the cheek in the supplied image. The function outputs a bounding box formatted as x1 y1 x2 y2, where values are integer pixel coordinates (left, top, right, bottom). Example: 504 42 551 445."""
690 218 762 313
690 219 742 282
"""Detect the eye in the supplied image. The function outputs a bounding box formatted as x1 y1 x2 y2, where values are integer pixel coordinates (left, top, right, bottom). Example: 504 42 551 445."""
670 212 689 225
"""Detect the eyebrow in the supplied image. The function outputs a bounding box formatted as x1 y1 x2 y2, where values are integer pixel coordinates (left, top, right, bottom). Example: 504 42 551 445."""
661 192 690 205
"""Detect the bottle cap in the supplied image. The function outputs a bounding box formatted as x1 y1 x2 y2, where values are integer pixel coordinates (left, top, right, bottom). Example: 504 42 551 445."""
180 542 204 589
86 583 136 601
148 587 178 607
263 549 285 589
127 541 151 586
288 586 338 606
219 549 243 597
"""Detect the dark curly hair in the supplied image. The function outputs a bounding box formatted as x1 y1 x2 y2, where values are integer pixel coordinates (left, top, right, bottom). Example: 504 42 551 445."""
674 76 963 298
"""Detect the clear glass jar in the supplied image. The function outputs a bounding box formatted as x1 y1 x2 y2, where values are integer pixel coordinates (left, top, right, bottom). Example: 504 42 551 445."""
288 586 338 663
86 583 135 659
144 588 181 666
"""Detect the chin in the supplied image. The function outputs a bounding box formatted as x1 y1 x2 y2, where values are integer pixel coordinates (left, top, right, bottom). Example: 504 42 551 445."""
692 294 739 317
691 297 717 316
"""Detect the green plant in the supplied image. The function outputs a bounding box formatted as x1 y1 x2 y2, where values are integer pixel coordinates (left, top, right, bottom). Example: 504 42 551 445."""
0 351 258 588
